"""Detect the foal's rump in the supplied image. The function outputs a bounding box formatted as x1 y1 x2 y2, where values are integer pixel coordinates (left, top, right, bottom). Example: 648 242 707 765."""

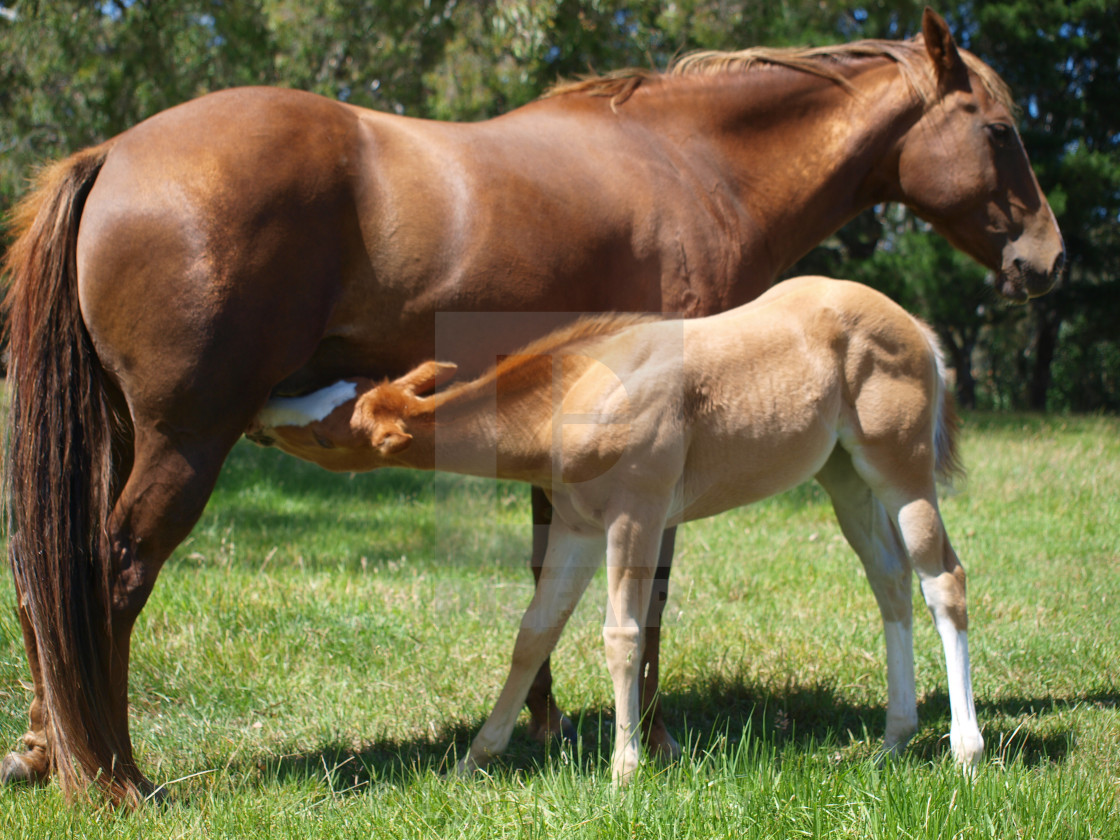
668 277 953 523
819 280 959 493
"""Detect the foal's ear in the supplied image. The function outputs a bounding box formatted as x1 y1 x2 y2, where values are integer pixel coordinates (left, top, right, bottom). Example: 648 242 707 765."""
921 7 969 94
375 428 413 456
394 361 458 396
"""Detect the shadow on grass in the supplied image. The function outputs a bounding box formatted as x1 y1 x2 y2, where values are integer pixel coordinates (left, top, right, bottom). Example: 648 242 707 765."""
224 678 1110 798
214 440 439 507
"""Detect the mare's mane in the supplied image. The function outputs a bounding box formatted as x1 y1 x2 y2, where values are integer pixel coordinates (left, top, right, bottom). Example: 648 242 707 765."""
545 36 1012 110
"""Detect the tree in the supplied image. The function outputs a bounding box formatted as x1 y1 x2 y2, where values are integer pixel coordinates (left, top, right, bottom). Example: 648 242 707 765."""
0 1 274 239
2 1 1116 410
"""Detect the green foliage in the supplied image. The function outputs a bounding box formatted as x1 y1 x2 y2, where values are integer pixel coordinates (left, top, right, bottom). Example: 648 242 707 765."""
0 1 1116 410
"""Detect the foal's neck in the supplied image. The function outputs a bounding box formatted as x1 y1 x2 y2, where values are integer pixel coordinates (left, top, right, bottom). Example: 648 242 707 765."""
398 351 599 486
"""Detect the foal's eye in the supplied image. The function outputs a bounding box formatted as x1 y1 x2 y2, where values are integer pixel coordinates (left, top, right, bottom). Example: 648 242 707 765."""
312 431 335 449
987 122 1015 149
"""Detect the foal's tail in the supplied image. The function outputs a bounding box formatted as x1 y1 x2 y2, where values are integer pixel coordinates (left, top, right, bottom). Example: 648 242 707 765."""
914 318 965 488
3 143 138 802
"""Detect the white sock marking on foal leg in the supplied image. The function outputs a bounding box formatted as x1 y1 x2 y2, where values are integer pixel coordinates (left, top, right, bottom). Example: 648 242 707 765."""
882 619 918 753
934 618 983 768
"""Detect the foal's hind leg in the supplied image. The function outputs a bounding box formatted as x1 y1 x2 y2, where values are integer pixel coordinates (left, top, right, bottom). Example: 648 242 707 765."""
601 497 671 784
890 493 983 767
461 522 604 773
525 488 679 759
817 448 919 755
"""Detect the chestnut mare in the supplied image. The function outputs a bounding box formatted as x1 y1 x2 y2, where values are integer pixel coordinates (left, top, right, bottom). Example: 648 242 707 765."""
251 276 982 782
3 10 1061 802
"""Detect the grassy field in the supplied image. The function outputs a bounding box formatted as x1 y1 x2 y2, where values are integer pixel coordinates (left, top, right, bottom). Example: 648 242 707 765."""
0 413 1117 837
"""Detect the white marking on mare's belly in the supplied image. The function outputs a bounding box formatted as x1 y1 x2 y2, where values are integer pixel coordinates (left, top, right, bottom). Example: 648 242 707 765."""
256 380 358 429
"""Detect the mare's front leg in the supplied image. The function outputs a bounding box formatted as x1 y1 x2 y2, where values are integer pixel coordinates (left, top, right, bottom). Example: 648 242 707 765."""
524 487 577 744
460 521 604 773
602 498 669 784
640 526 681 760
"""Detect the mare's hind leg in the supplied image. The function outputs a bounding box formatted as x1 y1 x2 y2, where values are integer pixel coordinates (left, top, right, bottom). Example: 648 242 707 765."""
816 448 919 755
102 419 249 795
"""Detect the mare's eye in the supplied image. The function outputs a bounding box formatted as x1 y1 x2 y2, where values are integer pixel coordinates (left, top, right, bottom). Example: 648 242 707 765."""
313 431 335 449
987 122 1015 149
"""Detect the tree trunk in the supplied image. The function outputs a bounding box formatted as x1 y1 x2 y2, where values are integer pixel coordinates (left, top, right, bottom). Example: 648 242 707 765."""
939 328 976 410
1028 298 1061 412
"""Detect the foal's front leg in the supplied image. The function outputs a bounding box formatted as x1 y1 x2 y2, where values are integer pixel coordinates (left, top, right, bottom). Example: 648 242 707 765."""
602 500 668 784
817 450 919 756
459 525 604 774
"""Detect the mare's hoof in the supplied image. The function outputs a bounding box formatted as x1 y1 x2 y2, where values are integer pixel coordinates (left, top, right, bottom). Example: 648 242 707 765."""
1 751 47 786
645 728 682 762
527 713 578 746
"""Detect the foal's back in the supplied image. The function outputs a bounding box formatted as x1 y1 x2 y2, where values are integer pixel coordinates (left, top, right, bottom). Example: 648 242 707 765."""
652 277 941 523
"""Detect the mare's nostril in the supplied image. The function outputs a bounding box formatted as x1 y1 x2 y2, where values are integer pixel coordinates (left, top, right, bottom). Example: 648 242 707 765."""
1051 249 1066 279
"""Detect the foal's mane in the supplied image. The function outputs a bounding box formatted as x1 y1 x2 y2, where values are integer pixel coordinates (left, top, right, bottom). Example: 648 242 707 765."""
442 312 660 402
373 313 661 419
545 36 1012 111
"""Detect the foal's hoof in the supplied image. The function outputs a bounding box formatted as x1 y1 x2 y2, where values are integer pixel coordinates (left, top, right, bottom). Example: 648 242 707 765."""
527 713 578 746
951 731 984 772
1 751 47 786
454 754 486 777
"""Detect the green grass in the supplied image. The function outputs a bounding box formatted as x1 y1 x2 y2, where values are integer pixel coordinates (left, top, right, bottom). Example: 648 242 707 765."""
1 413 1118 837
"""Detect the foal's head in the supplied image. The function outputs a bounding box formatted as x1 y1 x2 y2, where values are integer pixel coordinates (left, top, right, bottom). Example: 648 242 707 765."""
249 361 458 471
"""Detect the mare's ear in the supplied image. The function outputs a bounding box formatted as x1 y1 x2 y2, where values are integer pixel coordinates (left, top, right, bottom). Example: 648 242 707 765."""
922 7 970 94
394 361 458 396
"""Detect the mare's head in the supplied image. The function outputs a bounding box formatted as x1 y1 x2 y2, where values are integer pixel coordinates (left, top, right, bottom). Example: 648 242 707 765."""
894 8 1064 301
246 362 458 471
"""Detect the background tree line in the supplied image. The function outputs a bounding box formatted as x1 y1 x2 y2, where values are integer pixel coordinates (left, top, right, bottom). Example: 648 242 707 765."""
2 0 1117 411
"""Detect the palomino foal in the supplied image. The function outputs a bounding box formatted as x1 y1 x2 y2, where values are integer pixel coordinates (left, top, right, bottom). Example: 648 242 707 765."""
250 276 984 781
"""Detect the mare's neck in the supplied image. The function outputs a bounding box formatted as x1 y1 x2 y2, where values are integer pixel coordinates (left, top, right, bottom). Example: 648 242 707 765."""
631 59 922 281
